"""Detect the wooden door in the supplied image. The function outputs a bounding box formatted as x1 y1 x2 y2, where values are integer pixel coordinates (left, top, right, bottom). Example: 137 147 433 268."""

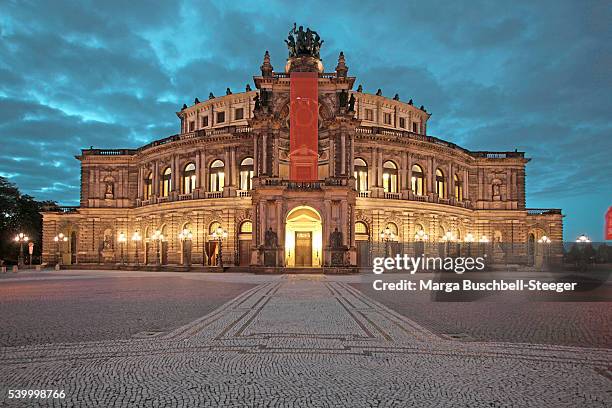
295 232 312 267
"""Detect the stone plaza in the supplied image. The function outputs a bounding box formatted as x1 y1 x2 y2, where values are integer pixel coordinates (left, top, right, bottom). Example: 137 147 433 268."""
0 269 610 407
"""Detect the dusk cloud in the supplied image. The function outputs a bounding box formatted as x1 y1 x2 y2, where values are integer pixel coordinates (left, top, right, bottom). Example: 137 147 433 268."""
0 0 610 240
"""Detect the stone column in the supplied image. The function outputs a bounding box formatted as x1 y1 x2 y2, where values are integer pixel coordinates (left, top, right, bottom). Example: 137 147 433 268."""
339 133 345 175
262 134 268 175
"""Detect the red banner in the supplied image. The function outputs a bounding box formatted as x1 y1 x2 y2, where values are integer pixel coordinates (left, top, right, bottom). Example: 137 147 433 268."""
606 206 612 240
289 72 318 181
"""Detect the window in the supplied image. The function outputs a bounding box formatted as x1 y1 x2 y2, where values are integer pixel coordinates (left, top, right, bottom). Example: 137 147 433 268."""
161 167 172 197
365 108 374 121
239 157 254 190
209 221 221 235
412 122 418 133
355 221 369 241
383 112 392 125
209 160 225 192
436 168 447 199
411 164 424 196
354 158 368 192
235 108 244 120
183 163 196 194
202 115 208 127
454 173 463 201
240 221 253 234
188 121 195 132
216 111 225 123
399 117 406 128
144 172 153 199
382 161 398 193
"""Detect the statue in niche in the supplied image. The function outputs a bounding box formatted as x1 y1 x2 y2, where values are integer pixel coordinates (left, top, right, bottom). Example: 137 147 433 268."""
104 181 114 198
253 93 261 111
103 233 113 250
492 179 502 201
348 94 356 112
330 228 343 249
338 90 348 108
264 228 278 248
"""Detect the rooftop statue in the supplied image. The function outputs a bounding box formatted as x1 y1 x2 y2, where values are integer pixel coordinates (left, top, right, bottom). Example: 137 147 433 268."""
285 23 324 59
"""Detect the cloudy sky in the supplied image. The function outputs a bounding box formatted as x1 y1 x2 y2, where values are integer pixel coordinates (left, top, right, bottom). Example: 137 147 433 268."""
0 0 610 240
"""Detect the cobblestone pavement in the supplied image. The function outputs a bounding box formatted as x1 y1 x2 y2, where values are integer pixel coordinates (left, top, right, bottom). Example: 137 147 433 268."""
0 272 257 347
351 274 612 348
0 272 610 407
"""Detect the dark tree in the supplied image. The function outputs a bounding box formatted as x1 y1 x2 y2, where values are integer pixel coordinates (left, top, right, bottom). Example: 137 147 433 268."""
0 176 57 264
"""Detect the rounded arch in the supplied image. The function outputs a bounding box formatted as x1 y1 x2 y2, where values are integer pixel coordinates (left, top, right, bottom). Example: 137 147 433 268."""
411 164 425 196
382 160 398 193
161 167 172 197
239 157 254 190
436 168 447 199
239 220 253 234
209 160 225 192
454 172 463 201
354 157 368 192
182 162 196 194
285 205 323 268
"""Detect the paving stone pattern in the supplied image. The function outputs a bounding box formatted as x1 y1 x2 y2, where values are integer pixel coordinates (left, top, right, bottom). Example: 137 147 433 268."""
0 273 610 407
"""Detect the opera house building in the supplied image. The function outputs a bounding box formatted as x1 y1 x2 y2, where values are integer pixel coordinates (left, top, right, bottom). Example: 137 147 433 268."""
41 27 563 272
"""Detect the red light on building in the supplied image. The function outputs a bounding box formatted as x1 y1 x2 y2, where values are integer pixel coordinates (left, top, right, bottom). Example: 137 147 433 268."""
289 71 318 181
606 206 612 240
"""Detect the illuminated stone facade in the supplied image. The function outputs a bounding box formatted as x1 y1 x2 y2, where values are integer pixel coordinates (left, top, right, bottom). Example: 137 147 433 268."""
41 33 562 270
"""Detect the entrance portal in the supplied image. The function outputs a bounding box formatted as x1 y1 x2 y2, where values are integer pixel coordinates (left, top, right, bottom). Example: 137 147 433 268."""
285 206 322 267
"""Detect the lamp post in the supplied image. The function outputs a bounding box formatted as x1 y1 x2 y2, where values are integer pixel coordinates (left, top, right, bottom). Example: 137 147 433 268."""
14 232 29 267
380 227 396 258
178 228 193 266
151 230 164 266
575 234 591 243
464 233 475 257
211 226 228 267
538 235 552 265
117 232 127 265
53 233 68 266
441 231 455 257
131 231 142 267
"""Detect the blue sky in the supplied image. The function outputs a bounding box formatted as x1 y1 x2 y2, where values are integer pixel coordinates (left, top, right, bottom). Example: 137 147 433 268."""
0 0 610 241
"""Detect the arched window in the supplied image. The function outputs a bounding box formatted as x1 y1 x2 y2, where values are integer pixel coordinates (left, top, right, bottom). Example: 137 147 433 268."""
355 221 369 241
161 167 172 197
411 164 424 196
209 160 225 192
454 173 463 201
183 163 196 194
144 172 153 199
209 221 221 235
382 161 398 193
354 158 368 192
381 222 399 241
239 157 254 190
240 221 253 234
436 168 446 199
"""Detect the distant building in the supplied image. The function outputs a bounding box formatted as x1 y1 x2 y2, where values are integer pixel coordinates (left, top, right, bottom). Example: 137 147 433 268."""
42 26 562 270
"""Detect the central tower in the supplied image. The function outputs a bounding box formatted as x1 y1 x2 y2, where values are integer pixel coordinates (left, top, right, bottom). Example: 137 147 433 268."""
285 24 324 181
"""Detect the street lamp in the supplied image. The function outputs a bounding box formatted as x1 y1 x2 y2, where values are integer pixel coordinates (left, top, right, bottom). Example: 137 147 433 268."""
537 236 551 244
131 231 142 267
538 235 552 266
178 228 193 266
479 235 489 243
14 232 29 267
576 234 591 243
211 226 228 267
381 227 396 257
151 229 165 266
117 232 127 265
53 233 68 266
